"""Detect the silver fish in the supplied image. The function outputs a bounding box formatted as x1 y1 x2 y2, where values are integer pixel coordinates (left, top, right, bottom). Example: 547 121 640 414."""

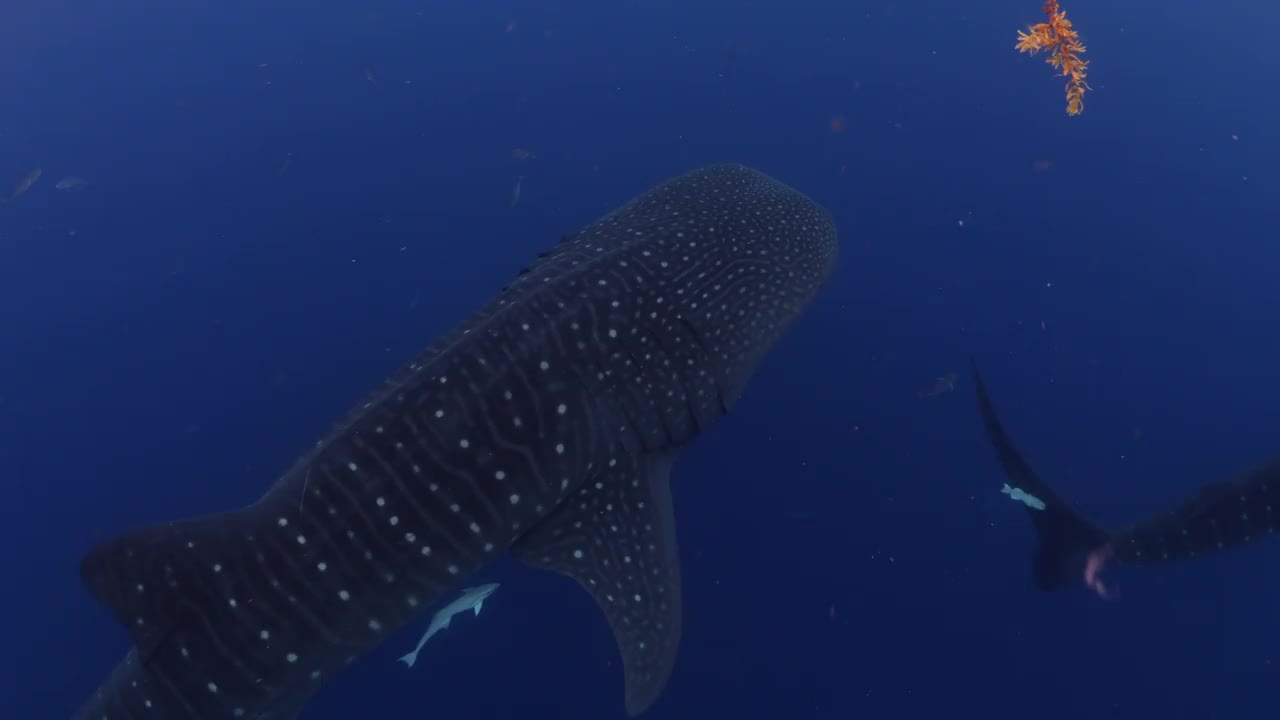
55 176 88 191
397 583 499 668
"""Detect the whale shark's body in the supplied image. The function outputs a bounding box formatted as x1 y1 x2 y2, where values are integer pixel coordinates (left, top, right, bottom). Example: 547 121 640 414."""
75 164 838 719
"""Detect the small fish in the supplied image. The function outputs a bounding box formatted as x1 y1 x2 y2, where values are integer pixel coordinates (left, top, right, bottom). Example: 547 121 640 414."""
276 152 294 177
1001 483 1046 511
55 176 88 191
917 371 958 399
398 583 499 668
2 167 42 205
507 176 523 208
511 148 537 161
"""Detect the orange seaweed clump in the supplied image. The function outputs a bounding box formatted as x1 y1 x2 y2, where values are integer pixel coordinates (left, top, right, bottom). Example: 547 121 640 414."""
1015 0 1090 116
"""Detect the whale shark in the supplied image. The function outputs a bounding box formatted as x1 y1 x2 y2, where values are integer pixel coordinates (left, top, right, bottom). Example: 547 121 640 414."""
74 163 839 719
397 583 499 668
972 359 1280 597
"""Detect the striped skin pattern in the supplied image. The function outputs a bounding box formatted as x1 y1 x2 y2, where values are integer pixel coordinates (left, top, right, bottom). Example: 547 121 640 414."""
74 164 838 720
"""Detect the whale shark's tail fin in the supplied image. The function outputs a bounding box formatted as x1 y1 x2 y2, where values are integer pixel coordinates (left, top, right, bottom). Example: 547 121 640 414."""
970 359 1111 591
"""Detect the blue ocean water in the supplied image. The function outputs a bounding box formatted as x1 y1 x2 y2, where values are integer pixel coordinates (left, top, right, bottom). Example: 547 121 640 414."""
2 0 1277 718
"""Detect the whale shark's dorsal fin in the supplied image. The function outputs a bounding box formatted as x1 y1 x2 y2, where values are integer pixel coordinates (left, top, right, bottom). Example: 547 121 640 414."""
512 452 682 717
80 513 236 667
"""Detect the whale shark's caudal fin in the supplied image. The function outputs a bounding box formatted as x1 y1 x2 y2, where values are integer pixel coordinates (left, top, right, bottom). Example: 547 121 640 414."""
970 359 1110 591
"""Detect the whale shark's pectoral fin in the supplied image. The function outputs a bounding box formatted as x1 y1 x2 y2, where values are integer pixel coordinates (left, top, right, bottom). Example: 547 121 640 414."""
513 452 683 717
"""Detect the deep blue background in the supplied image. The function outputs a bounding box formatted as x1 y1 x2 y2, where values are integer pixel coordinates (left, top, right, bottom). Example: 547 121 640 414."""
2 0 1278 717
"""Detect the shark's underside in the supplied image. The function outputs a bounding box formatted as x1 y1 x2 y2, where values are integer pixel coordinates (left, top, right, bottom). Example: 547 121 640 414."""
76 164 838 719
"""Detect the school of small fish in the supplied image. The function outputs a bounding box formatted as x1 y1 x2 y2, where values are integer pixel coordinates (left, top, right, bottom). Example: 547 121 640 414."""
1 168 90 206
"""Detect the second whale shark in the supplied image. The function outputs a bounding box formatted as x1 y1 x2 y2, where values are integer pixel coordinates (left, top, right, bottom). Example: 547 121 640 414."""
973 359 1280 598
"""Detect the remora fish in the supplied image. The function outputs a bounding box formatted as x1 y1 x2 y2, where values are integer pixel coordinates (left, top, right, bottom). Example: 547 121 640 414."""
75 163 838 719
972 359 1280 598
55 176 89 191
397 583 498 668
917 371 958 399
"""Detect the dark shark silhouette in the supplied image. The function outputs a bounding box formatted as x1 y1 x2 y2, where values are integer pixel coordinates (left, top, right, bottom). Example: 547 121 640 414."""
971 359 1280 598
75 164 839 719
